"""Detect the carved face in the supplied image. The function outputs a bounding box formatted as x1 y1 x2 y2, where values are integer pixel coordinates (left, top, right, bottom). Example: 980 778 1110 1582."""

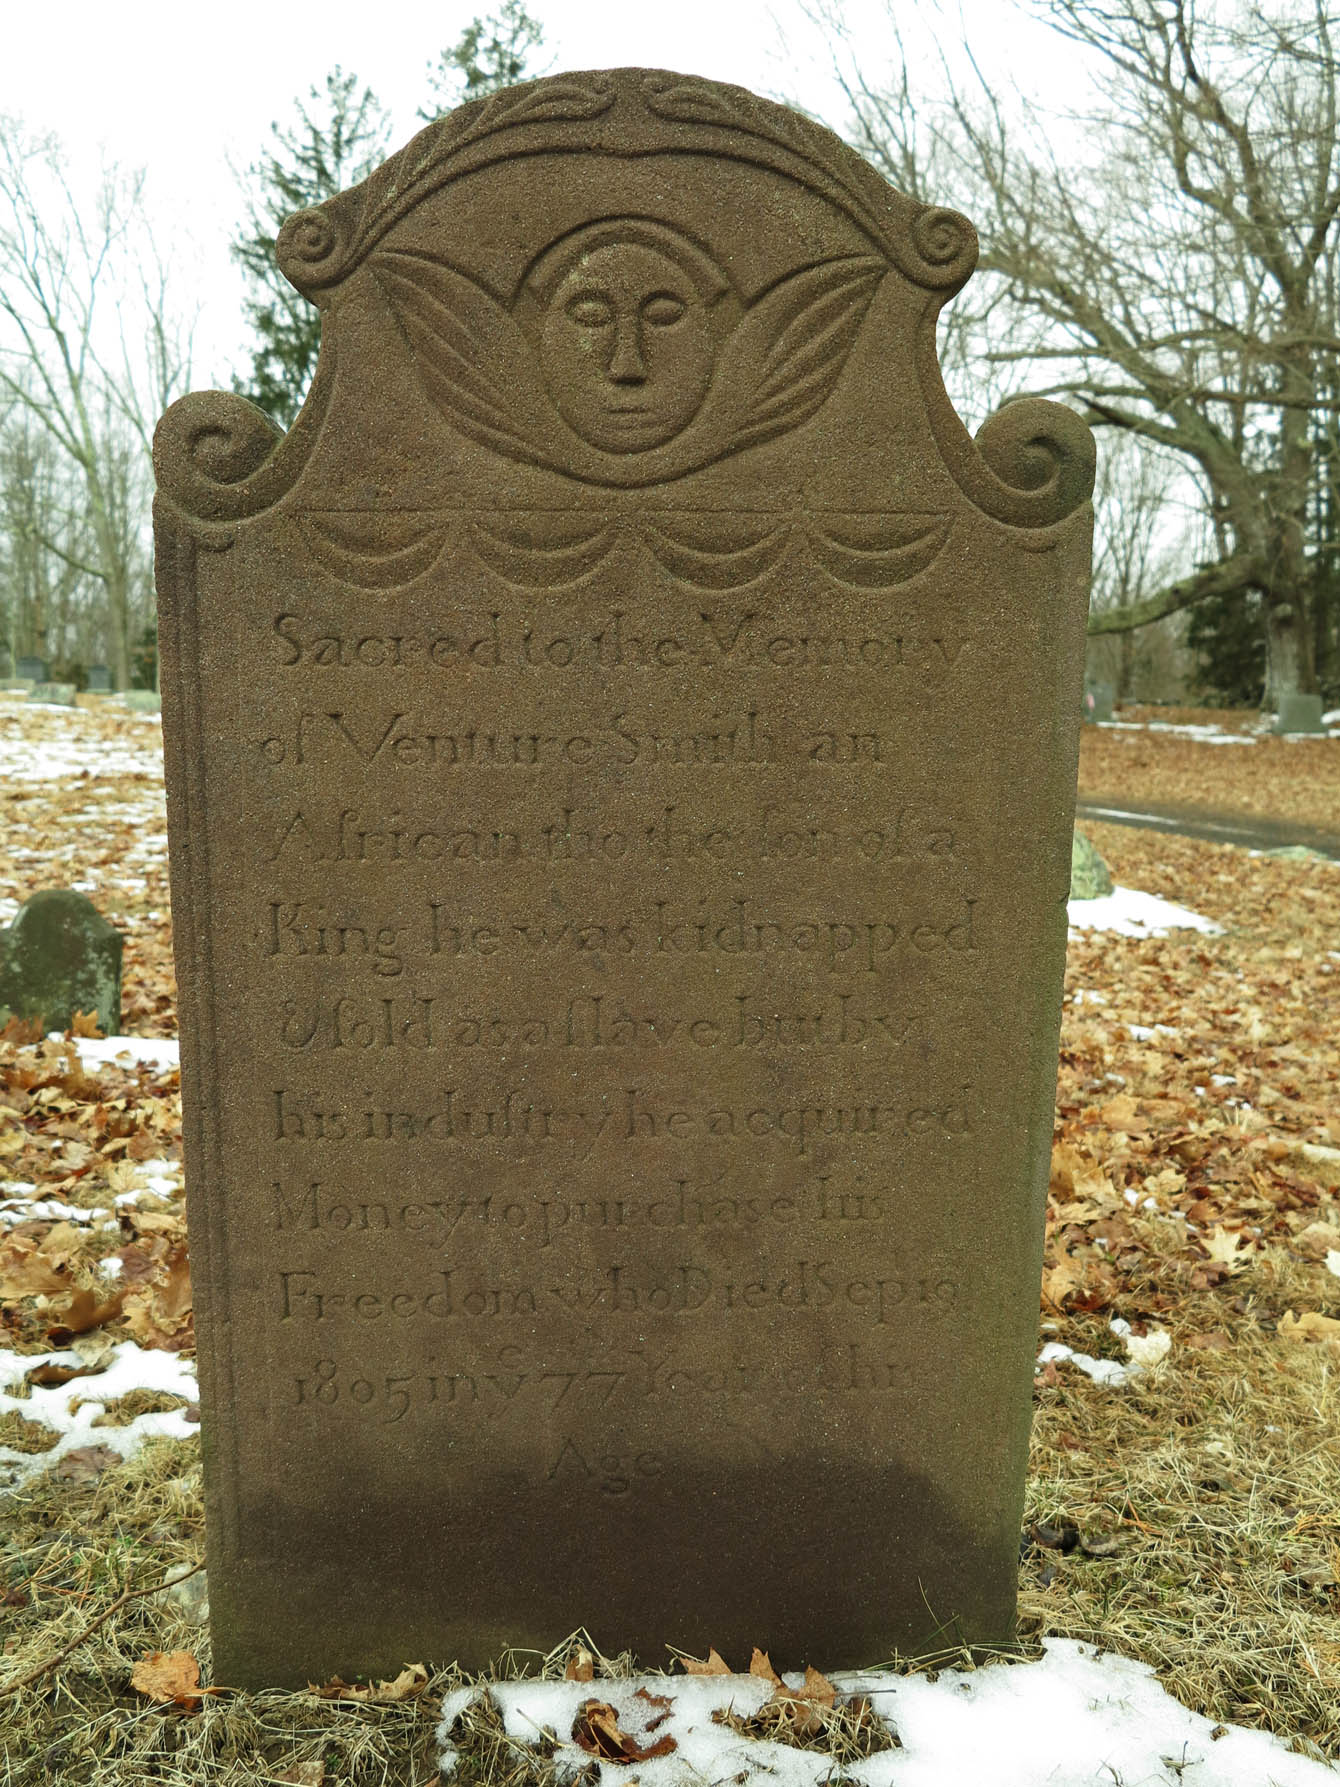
523 226 735 454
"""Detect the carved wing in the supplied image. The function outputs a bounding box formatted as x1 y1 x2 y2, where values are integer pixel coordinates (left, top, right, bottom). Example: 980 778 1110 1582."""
724 258 886 454
372 251 560 467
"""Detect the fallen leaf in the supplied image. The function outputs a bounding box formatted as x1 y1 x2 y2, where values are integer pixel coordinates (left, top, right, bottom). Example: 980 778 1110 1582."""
1184 1330 1232 1351
275 1765 324 1786
564 1646 595 1681
70 1009 102 1038
1204 1226 1252 1269
571 1699 677 1763
1279 1309 1340 1345
749 1647 781 1684
131 1649 204 1710
47 1284 125 1344
679 1647 732 1676
308 1663 428 1703
25 1358 107 1387
1293 1222 1340 1259
54 1443 120 1481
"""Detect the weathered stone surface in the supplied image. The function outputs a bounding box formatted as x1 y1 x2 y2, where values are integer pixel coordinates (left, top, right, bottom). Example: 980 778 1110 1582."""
1069 830 1113 900
86 664 113 693
28 682 76 707
123 690 161 712
1275 693 1326 735
153 70 1094 1689
1082 682 1114 723
0 890 123 1035
16 656 47 681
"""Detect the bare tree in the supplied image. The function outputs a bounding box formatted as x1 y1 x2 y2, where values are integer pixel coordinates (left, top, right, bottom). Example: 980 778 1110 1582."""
821 0 1340 707
0 120 191 687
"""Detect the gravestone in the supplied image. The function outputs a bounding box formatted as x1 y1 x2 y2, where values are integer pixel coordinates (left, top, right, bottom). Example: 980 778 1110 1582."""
1274 693 1326 735
1070 828 1113 899
0 890 123 1035
123 689 161 713
28 682 77 707
16 655 48 682
86 664 113 693
1082 682 1114 723
154 70 1094 1690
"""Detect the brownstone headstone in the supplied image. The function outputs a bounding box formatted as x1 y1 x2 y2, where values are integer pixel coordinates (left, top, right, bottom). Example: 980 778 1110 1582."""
154 70 1093 1689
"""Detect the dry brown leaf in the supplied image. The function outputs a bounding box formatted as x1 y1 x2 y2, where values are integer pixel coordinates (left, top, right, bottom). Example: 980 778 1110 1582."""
564 1646 595 1681
1204 1226 1253 1268
47 1284 125 1344
571 1698 677 1763
275 1764 324 1785
131 1649 204 1710
679 1647 732 1676
1293 1222 1340 1259
307 1662 428 1703
1042 1255 1086 1310
70 1009 102 1038
749 1647 781 1684
54 1443 120 1481
1280 1310 1340 1345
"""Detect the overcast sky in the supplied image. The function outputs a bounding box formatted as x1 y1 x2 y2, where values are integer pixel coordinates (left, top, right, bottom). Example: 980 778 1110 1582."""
4 0 1077 383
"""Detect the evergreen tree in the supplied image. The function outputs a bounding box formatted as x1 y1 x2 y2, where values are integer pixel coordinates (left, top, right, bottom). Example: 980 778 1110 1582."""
420 1 548 118
231 69 390 431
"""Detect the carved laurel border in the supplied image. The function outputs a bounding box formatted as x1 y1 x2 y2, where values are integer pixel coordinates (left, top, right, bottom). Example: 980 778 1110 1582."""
153 69 1094 533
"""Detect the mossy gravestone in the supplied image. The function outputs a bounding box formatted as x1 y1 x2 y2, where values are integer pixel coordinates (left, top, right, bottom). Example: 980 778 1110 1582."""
153 71 1094 1689
1070 830 1113 899
0 891 123 1035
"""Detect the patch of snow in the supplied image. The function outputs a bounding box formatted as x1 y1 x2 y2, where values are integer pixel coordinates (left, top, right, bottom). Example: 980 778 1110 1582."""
1128 1022 1179 1040
0 1194 96 1229
1326 1251 1340 1280
0 1340 197 1492
71 1036 179 1073
1072 886 1229 943
1038 1341 1136 1386
0 733 163 782
1069 886 1221 938
1071 989 1109 1004
437 1641 1338 1785
1099 719 1258 744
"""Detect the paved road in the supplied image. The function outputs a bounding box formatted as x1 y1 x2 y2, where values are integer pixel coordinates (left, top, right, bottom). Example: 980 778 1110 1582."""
1076 796 1340 862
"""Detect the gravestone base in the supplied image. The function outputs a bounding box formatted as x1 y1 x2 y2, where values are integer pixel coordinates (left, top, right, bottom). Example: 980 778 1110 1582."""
28 683 77 707
123 690 162 712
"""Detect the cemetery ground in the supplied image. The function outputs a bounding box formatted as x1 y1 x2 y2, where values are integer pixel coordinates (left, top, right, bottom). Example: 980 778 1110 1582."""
0 693 1337 1785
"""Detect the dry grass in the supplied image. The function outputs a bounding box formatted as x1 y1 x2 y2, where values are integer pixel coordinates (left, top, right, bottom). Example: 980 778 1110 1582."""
1023 1311 1339 1763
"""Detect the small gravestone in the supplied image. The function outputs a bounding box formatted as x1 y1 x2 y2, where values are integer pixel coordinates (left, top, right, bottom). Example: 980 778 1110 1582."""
16 655 48 682
1082 682 1114 723
0 891 123 1035
86 664 113 693
123 689 161 713
1274 693 1325 735
28 682 77 707
1070 829 1113 899
154 70 1094 1688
